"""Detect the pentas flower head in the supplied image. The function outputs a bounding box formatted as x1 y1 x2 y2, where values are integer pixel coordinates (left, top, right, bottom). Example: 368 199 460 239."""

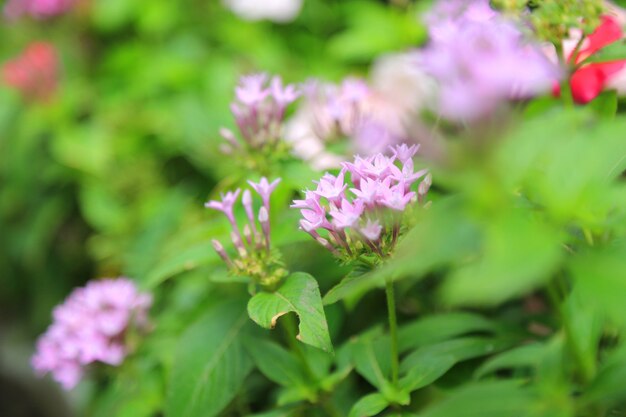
2 42 59 101
31 278 152 390
205 178 287 287
292 144 431 261
221 73 300 158
419 0 560 120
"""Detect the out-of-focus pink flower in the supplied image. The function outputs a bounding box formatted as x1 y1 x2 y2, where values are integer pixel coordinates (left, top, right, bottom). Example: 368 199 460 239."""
284 63 433 168
223 73 299 153
4 0 74 19
420 0 559 120
31 278 152 390
2 42 59 101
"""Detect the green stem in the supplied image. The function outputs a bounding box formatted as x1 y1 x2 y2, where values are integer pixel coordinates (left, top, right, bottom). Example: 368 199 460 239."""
282 314 316 383
385 276 400 386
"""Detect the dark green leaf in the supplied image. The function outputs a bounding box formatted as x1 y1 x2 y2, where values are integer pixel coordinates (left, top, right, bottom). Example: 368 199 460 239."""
165 297 253 417
348 393 389 417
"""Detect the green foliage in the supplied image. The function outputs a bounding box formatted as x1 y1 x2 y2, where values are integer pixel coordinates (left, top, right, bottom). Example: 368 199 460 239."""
166 296 254 417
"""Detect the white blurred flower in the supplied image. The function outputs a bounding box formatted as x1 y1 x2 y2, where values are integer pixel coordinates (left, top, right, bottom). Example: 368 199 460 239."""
223 0 303 23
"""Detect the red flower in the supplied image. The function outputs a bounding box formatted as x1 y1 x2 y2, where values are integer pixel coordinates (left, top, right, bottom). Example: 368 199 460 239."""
2 42 59 101
567 16 626 104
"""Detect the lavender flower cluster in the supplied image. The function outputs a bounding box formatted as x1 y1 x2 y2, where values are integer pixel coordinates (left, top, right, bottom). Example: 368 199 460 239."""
31 278 152 390
419 0 560 120
292 144 431 259
220 73 300 155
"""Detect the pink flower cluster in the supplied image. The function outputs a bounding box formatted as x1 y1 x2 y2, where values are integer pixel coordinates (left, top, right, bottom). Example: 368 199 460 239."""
220 73 300 153
4 0 74 19
206 177 281 266
31 278 152 390
419 0 560 120
2 42 58 101
292 144 431 258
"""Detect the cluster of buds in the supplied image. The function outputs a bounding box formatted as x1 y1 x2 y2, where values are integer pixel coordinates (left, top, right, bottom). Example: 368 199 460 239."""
220 73 300 165
205 177 288 288
31 278 152 390
2 42 58 101
291 144 431 262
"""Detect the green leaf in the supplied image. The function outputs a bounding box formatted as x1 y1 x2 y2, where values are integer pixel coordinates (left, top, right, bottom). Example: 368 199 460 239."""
569 241 626 327
143 242 216 288
351 337 392 390
583 39 626 64
474 343 545 379
399 353 457 393
589 90 618 119
401 337 512 379
415 381 534 417
248 272 333 352
441 213 562 307
243 337 317 403
165 297 253 417
348 393 390 417
398 312 498 352
584 345 626 408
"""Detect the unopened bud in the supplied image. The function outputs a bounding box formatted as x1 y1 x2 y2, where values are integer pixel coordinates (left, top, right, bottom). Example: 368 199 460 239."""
243 224 253 245
258 206 270 252
219 127 240 148
231 231 247 257
211 239 233 268
258 206 269 223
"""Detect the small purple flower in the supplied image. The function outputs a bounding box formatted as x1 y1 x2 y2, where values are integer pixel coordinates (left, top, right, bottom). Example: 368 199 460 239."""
360 219 383 241
390 143 420 164
236 73 270 106
351 177 387 207
205 190 241 221
31 278 152 390
390 159 429 188
380 183 416 211
360 154 396 180
314 172 347 205
248 177 281 211
330 198 364 229
271 76 300 108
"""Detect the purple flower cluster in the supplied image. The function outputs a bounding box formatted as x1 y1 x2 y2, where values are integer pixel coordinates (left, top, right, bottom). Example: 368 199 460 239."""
419 0 560 120
31 278 152 390
4 0 74 19
220 73 300 153
206 177 281 268
292 144 431 258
